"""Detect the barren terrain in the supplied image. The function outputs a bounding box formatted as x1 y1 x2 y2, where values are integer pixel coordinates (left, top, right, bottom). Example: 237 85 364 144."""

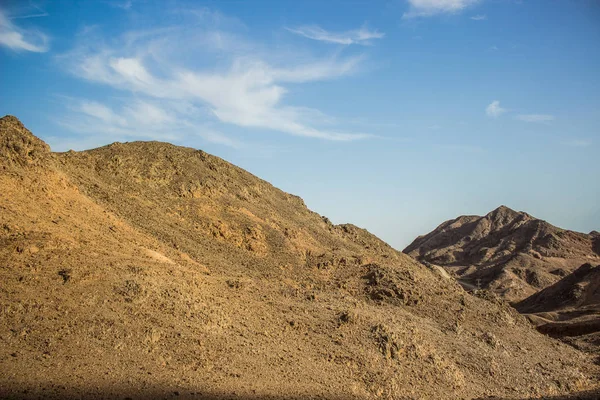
516 263 600 360
403 206 599 302
1 116 599 399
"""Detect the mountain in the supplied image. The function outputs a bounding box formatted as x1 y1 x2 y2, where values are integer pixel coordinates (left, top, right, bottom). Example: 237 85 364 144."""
517 263 600 315
1 116 599 399
515 263 600 356
403 206 600 302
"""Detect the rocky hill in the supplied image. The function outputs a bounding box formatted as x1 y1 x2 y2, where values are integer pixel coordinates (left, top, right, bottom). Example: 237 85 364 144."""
515 263 600 357
1 115 599 399
403 206 599 302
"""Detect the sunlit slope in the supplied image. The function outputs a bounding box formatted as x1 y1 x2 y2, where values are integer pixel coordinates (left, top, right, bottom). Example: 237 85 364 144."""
1 115 598 399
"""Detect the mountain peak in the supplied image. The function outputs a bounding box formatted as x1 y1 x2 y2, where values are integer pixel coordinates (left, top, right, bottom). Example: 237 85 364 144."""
494 204 514 212
404 206 598 302
486 205 520 218
0 115 50 167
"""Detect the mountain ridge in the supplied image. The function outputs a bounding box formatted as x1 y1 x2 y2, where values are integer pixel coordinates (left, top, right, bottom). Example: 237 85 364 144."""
404 205 599 302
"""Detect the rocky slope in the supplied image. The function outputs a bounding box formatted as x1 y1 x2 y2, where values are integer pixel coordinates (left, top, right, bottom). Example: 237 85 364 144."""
403 206 599 302
515 263 600 357
1 116 599 399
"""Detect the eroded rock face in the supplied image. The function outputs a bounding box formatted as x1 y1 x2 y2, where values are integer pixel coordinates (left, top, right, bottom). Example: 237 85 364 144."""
403 205 599 302
0 115 50 167
363 263 422 306
516 263 600 318
515 263 600 356
1 116 598 399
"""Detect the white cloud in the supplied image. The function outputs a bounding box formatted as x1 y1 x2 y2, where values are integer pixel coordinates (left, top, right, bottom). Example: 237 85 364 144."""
125 101 174 126
286 25 384 45
110 1 133 10
403 0 481 18
440 144 484 153
79 101 128 126
0 8 49 52
485 100 506 118
109 57 155 84
470 14 487 20
563 139 591 148
516 114 555 123
61 18 371 142
59 97 242 150
9 3 48 20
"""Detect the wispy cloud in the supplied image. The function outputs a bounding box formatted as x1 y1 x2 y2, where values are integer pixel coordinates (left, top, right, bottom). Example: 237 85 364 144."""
286 25 384 45
57 97 242 150
9 4 48 20
563 139 592 148
470 14 487 20
0 7 49 52
109 0 133 10
58 10 371 144
485 100 506 118
516 114 555 123
440 144 484 153
403 0 481 18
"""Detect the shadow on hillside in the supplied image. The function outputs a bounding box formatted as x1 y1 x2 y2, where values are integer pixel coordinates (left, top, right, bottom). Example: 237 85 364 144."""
592 236 600 256
3 386 600 400
0 386 360 400
475 388 600 400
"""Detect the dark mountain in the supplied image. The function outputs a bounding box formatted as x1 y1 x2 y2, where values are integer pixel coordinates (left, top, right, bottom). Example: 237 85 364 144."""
516 263 600 357
403 205 599 302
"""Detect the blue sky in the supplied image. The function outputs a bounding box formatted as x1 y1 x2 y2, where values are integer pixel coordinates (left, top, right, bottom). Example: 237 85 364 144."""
1 0 599 248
